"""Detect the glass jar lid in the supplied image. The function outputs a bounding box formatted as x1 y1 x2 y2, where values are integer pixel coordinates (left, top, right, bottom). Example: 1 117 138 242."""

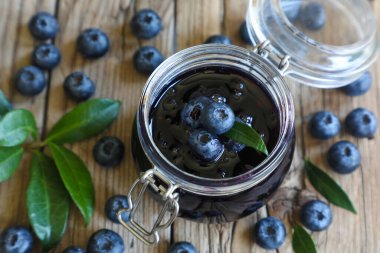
247 0 379 88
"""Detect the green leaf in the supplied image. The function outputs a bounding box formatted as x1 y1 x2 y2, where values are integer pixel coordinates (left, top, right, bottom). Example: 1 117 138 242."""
0 146 24 182
45 98 121 144
305 159 356 214
0 109 37 147
224 121 268 155
26 152 70 250
0 90 12 117
292 224 317 253
48 142 94 224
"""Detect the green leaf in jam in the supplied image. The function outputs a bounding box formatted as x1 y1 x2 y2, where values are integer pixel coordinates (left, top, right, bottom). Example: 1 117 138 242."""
0 109 37 147
48 142 95 224
45 98 121 144
224 121 268 155
26 152 70 250
292 224 317 253
0 146 23 182
305 159 356 214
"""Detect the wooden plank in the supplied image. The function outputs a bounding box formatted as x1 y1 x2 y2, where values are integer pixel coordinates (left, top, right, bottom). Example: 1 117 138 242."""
175 0 224 50
0 0 380 252
44 0 175 252
287 2 380 252
0 2 56 253
172 1 235 253
222 1 306 253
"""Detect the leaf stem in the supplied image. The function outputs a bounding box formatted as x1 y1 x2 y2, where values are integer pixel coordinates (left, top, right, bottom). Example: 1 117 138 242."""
24 141 46 152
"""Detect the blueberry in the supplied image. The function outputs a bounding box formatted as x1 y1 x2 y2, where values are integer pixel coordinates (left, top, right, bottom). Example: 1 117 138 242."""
309 111 340 139
28 12 59 40
201 102 235 135
204 35 232 45
105 195 129 224
253 217 286 250
32 43 61 70
342 72 372 96
300 2 326 31
0 226 33 253
301 200 332 231
180 96 212 128
87 229 124 253
327 140 361 174
188 130 224 162
281 0 302 22
133 46 164 74
93 136 125 167
168 242 197 253
345 108 377 138
239 21 251 43
63 72 95 102
77 28 110 59
131 9 162 39
14 66 46 96
62 246 86 253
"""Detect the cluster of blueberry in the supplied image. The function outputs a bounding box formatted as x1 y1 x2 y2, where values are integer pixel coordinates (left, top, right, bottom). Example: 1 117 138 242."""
20 13 127 169
309 71 377 174
14 12 110 101
0 227 126 253
131 9 165 74
14 9 167 101
180 96 249 162
252 199 332 250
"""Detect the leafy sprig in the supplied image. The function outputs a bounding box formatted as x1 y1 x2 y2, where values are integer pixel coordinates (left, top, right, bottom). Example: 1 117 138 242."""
292 159 357 253
0 97 121 250
305 159 356 213
292 224 317 253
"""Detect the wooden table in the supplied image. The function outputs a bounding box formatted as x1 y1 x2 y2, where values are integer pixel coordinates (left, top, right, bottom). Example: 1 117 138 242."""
1 0 379 252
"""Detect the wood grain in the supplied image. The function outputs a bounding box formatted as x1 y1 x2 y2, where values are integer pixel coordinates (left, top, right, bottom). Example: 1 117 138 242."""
0 2 57 253
0 0 380 252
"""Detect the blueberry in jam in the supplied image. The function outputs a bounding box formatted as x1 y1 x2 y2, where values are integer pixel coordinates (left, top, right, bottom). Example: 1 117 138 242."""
149 67 280 179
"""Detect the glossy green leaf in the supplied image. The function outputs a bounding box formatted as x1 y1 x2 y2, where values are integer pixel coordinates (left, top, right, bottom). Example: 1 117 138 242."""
292 224 317 253
0 146 23 182
305 159 356 214
45 99 121 144
224 121 268 155
48 142 94 224
26 152 70 250
0 109 37 147
0 90 12 117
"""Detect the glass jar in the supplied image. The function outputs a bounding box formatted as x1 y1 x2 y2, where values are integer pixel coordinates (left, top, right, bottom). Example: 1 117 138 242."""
247 0 378 88
118 44 295 245
118 0 378 246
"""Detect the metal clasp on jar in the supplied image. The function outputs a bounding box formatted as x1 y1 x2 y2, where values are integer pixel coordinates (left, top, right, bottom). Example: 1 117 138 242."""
253 40 291 74
117 169 179 246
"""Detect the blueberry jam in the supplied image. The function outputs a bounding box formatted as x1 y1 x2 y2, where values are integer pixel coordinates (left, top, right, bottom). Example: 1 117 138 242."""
149 67 280 179
131 65 295 223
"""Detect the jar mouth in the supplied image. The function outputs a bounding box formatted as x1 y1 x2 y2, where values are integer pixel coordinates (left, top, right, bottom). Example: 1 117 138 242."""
137 44 295 196
247 0 379 88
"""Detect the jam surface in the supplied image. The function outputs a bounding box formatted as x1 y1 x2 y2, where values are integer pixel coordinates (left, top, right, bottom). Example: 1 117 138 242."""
149 66 280 179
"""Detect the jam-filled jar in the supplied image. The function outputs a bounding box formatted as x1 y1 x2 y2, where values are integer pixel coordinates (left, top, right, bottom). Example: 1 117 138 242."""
118 0 378 245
